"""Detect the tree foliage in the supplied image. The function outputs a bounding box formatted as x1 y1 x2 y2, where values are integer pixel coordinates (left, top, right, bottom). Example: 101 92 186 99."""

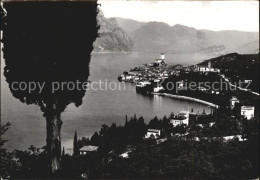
1 1 99 173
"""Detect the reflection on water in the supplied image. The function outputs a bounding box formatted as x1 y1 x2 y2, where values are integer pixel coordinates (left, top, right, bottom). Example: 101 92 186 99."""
1 53 212 151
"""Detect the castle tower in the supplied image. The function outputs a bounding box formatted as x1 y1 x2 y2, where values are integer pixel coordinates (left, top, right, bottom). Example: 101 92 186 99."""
160 53 165 60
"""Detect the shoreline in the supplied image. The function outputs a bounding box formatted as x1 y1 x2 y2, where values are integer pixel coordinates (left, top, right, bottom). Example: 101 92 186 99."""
152 92 219 108
92 51 140 54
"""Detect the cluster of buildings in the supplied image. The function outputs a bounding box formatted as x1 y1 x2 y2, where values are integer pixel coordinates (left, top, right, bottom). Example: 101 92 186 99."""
145 111 190 139
118 53 224 94
194 61 221 73
78 103 255 157
118 53 174 93
170 111 189 127
145 102 256 140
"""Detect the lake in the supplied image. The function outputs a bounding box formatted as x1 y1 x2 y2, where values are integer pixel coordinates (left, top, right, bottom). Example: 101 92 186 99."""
1 52 213 153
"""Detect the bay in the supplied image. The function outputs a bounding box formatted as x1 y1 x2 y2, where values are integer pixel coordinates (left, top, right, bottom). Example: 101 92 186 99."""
1 52 213 153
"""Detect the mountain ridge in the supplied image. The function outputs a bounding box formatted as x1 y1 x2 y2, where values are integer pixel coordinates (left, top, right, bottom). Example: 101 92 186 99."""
114 17 259 54
94 15 259 54
115 17 259 33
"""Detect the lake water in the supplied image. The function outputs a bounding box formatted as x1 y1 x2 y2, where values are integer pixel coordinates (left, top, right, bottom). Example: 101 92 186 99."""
1 52 213 153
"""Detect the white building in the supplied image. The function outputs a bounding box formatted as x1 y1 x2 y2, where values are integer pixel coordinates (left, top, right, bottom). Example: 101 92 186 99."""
119 149 133 158
119 74 133 81
241 106 255 120
154 78 161 83
156 59 162 63
145 129 161 139
196 61 220 73
136 81 151 88
170 119 185 126
176 81 184 90
230 96 239 109
153 86 164 93
79 145 98 155
244 79 252 83
196 122 215 128
197 66 206 72
154 53 166 66
170 111 189 126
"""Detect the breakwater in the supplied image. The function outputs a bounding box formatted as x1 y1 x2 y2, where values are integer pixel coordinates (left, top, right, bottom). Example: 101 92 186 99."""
152 92 219 108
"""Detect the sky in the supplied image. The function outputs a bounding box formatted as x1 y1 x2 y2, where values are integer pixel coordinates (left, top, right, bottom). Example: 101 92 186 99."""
99 0 259 32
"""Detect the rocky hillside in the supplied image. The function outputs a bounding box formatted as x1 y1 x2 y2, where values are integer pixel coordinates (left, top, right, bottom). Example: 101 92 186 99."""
198 53 259 69
198 53 259 91
93 11 134 53
115 17 145 34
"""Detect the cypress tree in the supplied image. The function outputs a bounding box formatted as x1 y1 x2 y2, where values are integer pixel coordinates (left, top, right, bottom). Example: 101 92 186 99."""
62 147 65 157
1 1 98 173
73 131 79 156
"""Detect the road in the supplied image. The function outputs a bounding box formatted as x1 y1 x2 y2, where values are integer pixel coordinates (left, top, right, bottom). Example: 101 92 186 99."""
222 75 259 96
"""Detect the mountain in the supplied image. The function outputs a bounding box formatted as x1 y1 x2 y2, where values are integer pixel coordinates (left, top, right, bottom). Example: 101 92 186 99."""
114 18 259 54
198 53 259 69
198 30 259 54
131 22 203 53
114 17 146 34
93 15 258 54
93 11 134 52
235 40 259 54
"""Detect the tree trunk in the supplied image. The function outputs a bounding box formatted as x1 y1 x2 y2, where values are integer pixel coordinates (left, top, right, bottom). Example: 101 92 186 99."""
46 103 62 174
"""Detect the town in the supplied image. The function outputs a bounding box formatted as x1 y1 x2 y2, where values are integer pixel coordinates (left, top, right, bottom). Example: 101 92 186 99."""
118 53 257 96
118 53 258 114
118 53 222 93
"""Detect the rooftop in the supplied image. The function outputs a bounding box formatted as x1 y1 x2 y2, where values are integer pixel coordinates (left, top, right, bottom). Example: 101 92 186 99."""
147 129 160 133
79 145 98 152
170 118 186 121
241 106 254 110
180 111 189 114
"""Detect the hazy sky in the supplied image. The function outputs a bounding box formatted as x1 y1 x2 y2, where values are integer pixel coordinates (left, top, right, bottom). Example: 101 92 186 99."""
99 0 259 32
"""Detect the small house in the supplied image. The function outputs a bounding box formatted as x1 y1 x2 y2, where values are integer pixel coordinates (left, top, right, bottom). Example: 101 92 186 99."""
241 106 255 120
145 129 161 139
170 111 189 127
153 85 164 93
79 145 98 155
230 96 239 108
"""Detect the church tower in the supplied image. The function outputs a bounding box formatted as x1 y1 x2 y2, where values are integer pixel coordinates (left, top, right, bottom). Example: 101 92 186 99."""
208 61 211 68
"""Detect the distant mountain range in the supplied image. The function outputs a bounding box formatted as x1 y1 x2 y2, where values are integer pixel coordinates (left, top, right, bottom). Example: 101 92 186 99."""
93 14 259 55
